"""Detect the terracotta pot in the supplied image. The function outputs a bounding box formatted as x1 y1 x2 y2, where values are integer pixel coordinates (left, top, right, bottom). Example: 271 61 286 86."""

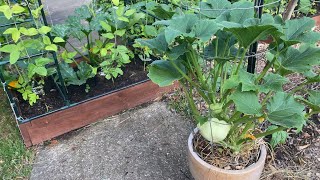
187 128 267 180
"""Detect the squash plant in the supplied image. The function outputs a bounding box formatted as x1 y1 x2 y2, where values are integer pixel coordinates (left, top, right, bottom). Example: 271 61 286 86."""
137 0 320 152
0 2 57 105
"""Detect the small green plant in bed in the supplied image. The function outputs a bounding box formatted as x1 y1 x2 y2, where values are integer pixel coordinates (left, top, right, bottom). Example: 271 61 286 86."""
51 1 152 85
0 3 58 105
137 0 320 153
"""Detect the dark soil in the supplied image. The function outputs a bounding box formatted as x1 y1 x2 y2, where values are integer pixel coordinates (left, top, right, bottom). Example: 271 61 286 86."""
16 59 148 119
16 78 65 119
67 59 148 103
192 131 262 170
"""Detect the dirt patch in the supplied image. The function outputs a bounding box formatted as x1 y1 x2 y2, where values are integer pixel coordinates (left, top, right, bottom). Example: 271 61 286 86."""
261 123 320 180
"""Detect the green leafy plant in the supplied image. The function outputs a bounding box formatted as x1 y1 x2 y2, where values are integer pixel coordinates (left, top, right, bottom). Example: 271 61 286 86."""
51 3 145 85
0 2 57 105
137 0 320 153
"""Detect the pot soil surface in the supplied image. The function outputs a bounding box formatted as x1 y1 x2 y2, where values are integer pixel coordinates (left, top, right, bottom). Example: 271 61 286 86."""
192 131 262 171
16 59 148 119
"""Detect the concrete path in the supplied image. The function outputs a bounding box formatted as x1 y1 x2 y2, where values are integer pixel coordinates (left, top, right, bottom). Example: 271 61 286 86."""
30 102 194 180
43 0 92 24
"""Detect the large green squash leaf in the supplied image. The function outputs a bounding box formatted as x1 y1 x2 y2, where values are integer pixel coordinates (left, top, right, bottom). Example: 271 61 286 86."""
164 14 198 44
229 88 262 115
76 61 96 80
75 5 92 20
278 45 320 73
268 125 288 148
151 4 175 20
215 1 254 28
267 92 305 128
193 19 222 42
259 73 288 93
222 75 239 91
136 33 168 53
59 62 95 86
282 17 320 44
161 14 221 44
51 24 70 38
308 90 320 107
147 60 185 87
204 31 237 58
167 43 188 60
200 0 231 18
238 69 257 91
226 25 280 48
229 1 254 24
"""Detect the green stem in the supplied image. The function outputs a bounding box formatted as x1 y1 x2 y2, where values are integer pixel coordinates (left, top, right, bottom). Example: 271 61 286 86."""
181 80 201 118
228 111 242 123
238 121 254 140
235 47 248 75
14 64 24 79
222 37 230 57
219 63 225 99
63 47 79 66
189 49 206 88
233 116 257 125
261 91 273 106
215 37 219 58
212 63 221 101
222 89 231 104
169 60 197 88
254 127 286 138
256 57 276 83
66 41 90 62
222 100 232 110
307 110 320 116
290 82 308 94
169 60 211 104
86 34 94 64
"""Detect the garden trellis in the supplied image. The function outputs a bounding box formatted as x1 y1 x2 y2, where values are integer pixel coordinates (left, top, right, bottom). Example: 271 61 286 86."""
0 0 69 123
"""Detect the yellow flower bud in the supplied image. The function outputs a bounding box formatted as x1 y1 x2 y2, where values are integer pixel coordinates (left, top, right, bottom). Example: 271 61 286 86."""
258 117 265 123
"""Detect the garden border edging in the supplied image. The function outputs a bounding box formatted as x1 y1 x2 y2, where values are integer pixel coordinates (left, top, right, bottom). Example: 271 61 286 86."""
19 80 177 147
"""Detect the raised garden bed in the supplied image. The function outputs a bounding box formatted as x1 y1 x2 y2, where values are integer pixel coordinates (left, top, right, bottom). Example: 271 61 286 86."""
18 79 177 147
10 57 177 147
0 0 182 147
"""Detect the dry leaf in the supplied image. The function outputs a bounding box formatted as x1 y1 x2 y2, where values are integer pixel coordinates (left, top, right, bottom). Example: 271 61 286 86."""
297 144 310 151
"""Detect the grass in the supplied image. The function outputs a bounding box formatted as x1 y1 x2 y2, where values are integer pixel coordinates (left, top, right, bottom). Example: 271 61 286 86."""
0 90 35 179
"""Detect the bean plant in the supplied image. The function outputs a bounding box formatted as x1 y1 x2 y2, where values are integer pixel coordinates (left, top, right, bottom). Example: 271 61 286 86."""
0 2 57 105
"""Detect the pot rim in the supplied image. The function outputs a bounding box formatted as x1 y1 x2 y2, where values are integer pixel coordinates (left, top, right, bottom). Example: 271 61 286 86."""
188 128 267 174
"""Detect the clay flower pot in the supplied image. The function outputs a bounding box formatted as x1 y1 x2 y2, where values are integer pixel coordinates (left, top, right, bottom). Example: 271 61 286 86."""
187 128 267 180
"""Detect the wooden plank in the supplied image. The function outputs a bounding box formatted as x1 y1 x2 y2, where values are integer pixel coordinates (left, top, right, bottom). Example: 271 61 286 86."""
313 15 320 27
19 81 177 146
18 122 32 147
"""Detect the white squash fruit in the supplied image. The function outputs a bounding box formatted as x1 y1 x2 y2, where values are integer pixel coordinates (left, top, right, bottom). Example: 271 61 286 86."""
197 118 231 142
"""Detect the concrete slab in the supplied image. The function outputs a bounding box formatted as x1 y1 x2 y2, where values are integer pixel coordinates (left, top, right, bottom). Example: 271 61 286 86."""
43 0 92 24
30 102 194 180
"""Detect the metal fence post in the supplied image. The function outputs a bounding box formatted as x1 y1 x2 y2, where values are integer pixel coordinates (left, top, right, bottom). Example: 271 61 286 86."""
247 0 264 74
